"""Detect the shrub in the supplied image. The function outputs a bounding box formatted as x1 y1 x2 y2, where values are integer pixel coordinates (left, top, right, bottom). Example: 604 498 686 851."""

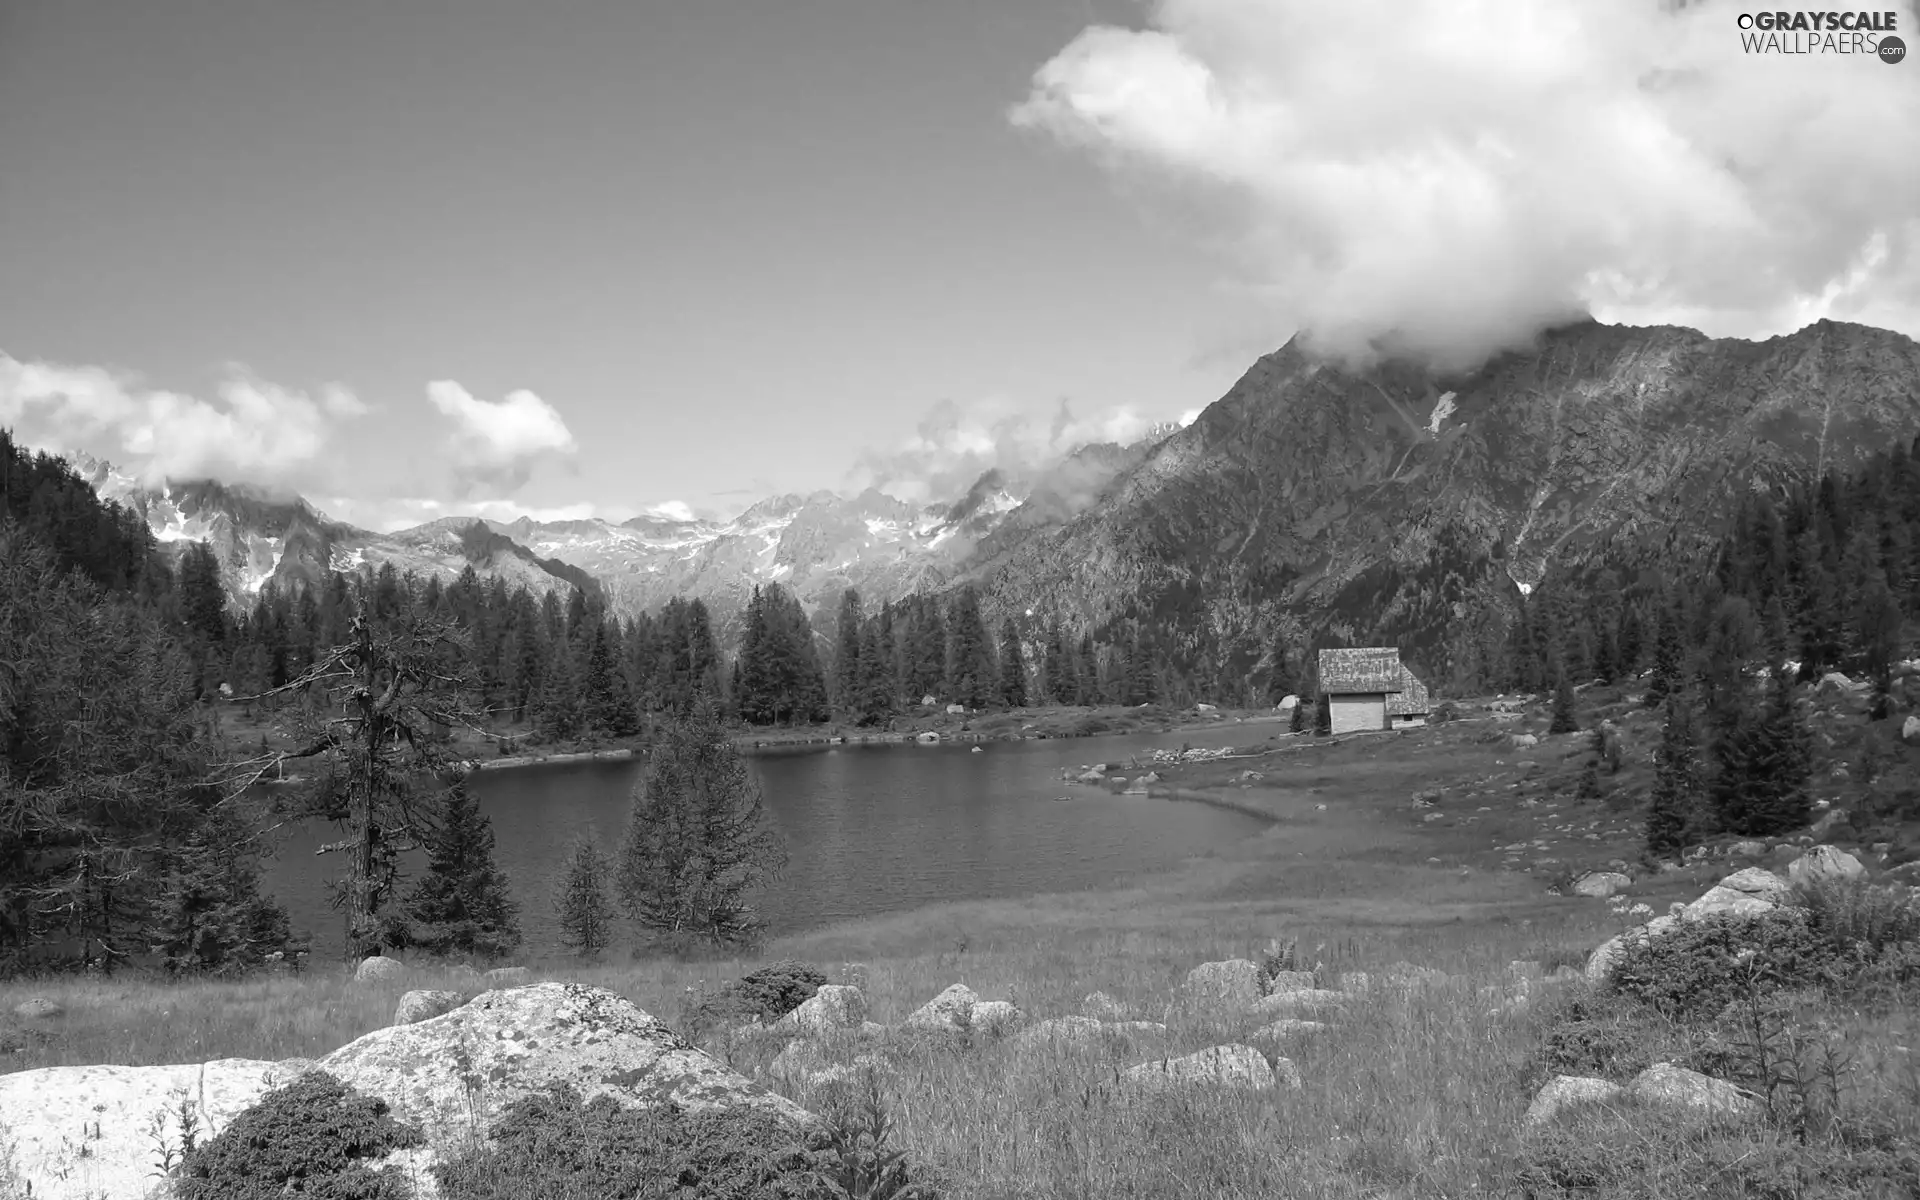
173 1070 423 1200
432 1083 826 1200
686 960 828 1037
1607 909 1855 1023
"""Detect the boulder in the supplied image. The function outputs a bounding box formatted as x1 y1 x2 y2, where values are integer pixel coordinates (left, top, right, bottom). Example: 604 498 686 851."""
968 1000 1024 1034
484 966 532 987
1787 845 1866 889
0 1058 278 1199
775 984 869 1033
1277 694 1300 710
316 982 810 1173
1904 714 1920 743
1508 733 1539 750
1627 1062 1761 1121
1123 1044 1285 1091
1522 1075 1625 1130
1081 991 1129 1020
1179 959 1263 1012
353 955 406 983
11 997 61 1020
1727 840 1768 858
1684 867 1792 920
904 983 978 1032
1250 989 1347 1018
1122 772 1161 794
1263 970 1318 995
1816 671 1856 694
264 1057 318 1087
393 989 465 1027
1573 871 1631 899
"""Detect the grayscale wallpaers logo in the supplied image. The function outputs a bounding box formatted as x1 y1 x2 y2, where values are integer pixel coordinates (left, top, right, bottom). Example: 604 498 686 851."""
1735 10 1905 59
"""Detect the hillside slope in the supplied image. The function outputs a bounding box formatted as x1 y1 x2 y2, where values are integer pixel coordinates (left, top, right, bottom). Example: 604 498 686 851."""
967 318 1920 659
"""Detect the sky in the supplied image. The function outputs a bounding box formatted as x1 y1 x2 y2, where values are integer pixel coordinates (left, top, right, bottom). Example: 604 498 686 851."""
3 0 1917 531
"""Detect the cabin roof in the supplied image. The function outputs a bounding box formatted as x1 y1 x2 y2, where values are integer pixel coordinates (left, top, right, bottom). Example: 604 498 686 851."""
1317 647 1405 694
1386 664 1431 715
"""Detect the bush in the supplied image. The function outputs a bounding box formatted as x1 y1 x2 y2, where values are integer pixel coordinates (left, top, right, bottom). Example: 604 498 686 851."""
432 1083 826 1200
1607 909 1855 1023
686 960 828 1037
174 1070 422 1200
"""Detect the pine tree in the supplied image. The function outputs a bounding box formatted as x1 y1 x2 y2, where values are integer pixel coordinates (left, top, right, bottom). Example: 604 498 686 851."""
834 589 864 720
391 775 521 959
1645 692 1703 858
537 637 584 741
1549 657 1579 734
1314 692 1332 735
617 701 787 946
153 801 295 976
1644 601 1684 708
1042 622 1070 706
552 836 615 957
856 620 892 726
944 586 995 709
1267 630 1294 705
1289 697 1307 733
1710 669 1813 837
996 618 1029 708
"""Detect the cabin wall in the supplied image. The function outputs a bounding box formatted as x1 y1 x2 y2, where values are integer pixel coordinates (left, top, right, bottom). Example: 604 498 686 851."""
1330 693 1387 734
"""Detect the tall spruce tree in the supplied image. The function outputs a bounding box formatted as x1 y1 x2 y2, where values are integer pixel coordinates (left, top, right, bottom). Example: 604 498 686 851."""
1042 622 1071 706
152 799 296 976
996 618 1029 708
1548 656 1579 734
834 589 864 719
1710 669 1813 837
1267 631 1294 704
1644 600 1685 708
1644 692 1703 858
944 586 996 709
389 774 521 959
553 836 615 957
616 701 787 945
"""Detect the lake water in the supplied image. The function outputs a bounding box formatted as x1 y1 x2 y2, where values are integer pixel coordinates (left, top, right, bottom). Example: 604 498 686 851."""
261 727 1274 960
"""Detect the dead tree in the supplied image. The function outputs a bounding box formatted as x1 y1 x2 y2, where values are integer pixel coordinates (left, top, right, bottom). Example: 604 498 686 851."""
221 600 482 962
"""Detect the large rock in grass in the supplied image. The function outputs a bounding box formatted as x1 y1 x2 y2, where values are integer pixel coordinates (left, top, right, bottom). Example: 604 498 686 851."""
1573 871 1631 899
901 983 1022 1035
393 989 464 1026
773 984 868 1033
1787 845 1866 889
1522 1075 1625 1130
1123 1044 1290 1091
353 955 406 984
320 982 812 1143
11 997 61 1020
0 1058 279 1199
1627 1063 1761 1121
1178 960 1263 1012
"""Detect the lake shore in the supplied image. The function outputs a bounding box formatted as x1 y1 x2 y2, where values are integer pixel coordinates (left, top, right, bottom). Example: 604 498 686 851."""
461 702 1290 771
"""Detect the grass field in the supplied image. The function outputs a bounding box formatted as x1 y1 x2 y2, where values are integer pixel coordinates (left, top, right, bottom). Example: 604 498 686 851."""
5 685 1918 1198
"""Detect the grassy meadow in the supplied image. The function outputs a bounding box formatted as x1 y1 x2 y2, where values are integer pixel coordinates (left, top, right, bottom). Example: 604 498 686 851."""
4 686 1919 1198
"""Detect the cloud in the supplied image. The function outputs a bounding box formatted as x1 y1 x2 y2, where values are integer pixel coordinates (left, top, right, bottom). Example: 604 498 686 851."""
425 380 577 495
0 350 365 489
847 396 1169 505
1013 0 1920 370
644 500 699 522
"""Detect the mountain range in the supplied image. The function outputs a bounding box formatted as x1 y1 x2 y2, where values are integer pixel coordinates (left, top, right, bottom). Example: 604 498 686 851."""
63 318 1920 662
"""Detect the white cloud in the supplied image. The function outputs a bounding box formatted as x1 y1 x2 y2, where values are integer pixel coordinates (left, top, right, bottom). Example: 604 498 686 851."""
848 396 1173 504
425 380 577 495
644 500 698 522
1013 0 1920 370
0 350 365 489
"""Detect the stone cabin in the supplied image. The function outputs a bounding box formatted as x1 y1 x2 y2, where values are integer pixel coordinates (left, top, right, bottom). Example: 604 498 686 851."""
1317 647 1432 734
